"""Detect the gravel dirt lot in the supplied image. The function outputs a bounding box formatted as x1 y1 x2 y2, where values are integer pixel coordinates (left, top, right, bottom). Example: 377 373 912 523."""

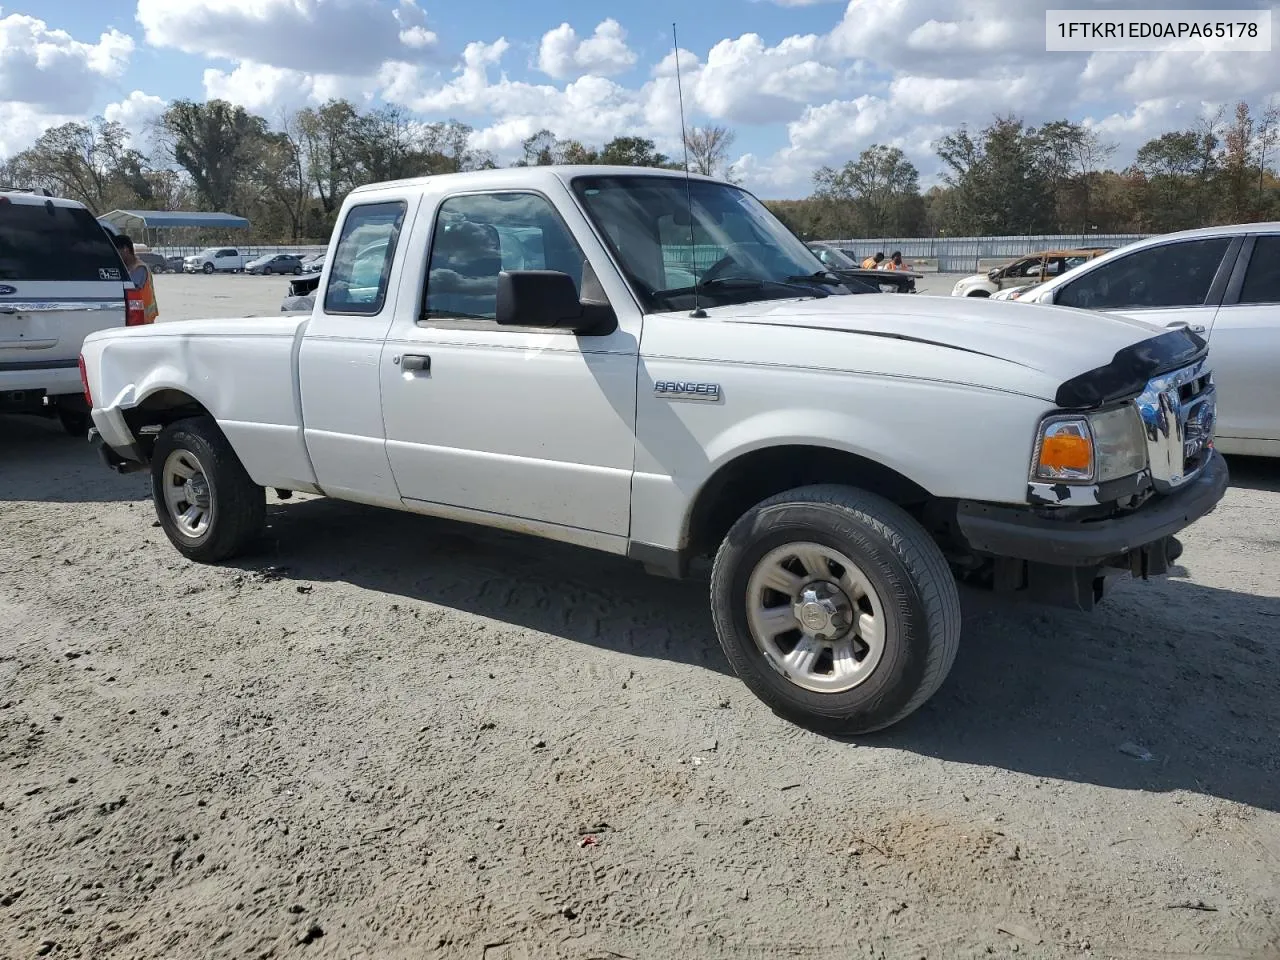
2 276 1278 959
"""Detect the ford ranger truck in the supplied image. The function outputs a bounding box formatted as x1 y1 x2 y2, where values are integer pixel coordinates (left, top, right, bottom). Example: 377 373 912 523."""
80 167 1228 735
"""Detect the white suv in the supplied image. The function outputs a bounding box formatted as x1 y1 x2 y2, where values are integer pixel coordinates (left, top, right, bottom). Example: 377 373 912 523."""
0 190 141 435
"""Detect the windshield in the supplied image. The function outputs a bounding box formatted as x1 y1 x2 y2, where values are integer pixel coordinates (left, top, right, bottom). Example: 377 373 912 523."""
571 175 847 312
810 244 857 269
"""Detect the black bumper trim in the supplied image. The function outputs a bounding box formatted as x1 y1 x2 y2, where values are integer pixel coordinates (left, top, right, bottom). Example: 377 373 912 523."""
89 429 147 475
956 451 1228 567
0 358 79 372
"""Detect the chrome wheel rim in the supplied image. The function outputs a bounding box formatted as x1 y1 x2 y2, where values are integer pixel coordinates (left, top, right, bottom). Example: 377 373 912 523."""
745 542 887 693
161 449 213 539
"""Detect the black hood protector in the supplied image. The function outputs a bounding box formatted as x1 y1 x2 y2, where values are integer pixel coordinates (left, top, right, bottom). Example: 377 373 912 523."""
1055 327 1208 408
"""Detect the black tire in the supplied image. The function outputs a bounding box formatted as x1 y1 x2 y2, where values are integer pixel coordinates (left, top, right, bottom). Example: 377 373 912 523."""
967 290 991 298
262 266 273 275
292 266 302 275
57 408 90 437
202 262 214 274
710 484 961 735
150 417 265 563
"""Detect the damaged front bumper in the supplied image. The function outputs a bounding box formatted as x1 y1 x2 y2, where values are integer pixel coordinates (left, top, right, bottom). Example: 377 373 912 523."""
955 450 1228 610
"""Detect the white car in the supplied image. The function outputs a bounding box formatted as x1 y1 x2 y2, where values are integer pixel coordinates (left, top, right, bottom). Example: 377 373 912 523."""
80 166 1227 734
183 247 248 274
951 249 1111 298
1008 223 1280 458
0 190 148 435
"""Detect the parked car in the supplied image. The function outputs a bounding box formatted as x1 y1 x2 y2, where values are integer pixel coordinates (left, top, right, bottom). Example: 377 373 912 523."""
807 243 920 293
136 250 168 274
951 249 1112 298
82 166 1227 735
300 253 325 273
1 190 153 435
1000 224 1280 458
246 253 304 276
183 247 249 274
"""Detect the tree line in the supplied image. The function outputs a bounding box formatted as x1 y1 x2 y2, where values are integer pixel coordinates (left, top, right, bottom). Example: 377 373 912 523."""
771 99 1280 240
2 94 1275 241
0 97 736 242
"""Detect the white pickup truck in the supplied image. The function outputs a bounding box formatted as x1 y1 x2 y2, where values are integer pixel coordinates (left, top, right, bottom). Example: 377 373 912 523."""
183 247 249 274
81 166 1228 734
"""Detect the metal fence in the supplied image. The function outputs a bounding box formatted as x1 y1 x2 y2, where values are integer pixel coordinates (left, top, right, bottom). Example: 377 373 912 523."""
816 234 1148 273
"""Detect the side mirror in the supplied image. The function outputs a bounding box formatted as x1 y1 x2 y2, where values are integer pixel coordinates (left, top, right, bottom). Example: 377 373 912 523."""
495 270 615 334
988 268 1001 279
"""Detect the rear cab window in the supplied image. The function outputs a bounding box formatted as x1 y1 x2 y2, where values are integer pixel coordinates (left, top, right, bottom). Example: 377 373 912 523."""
324 201 407 315
0 198 125 284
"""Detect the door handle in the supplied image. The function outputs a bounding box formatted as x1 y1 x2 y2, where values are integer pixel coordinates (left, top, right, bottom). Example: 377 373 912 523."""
400 353 430 372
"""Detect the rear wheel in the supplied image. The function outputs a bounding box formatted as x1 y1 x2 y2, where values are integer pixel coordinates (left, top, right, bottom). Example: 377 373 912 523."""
150 417 265 563
710 485 960 735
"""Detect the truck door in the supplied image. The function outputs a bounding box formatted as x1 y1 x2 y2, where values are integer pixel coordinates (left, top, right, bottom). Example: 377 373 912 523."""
297 196 418 505
378 185 641 543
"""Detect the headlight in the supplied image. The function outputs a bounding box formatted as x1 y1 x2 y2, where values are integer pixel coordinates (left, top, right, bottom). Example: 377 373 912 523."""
1031 406 1146 484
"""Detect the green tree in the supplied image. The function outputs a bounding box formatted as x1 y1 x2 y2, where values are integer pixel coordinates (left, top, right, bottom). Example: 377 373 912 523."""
158 99 268 211
3 119 153 213
597 136 673 167
813 144 923 236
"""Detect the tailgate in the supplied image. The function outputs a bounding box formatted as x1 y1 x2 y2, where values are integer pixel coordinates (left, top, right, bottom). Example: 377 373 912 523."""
0 280 126 369
0 198 127 371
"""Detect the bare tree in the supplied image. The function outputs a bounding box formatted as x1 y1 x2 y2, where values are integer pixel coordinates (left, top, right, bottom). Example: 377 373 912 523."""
683 125 736 179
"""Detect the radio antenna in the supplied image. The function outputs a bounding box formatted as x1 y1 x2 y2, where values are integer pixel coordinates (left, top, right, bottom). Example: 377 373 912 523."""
672 23 706 319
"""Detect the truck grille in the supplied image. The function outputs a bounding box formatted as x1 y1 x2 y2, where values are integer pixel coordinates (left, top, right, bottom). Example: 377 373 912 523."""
1135 359 1215 492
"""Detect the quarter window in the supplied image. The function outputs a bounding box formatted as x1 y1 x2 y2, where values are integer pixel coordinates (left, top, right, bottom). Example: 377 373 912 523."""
1239 236 1280 304
423 192 585 322
1056 238 1232 310
323 201 406 315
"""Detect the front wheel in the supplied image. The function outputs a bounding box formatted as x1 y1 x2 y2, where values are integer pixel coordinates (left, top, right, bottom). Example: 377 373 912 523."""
710 485 960 735
262 266 272 275
967 289 991 298
150 417 265 563
202 262 214 275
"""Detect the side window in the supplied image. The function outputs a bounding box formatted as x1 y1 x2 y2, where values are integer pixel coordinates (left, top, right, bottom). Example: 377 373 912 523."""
324 201 406 315
423 192 584 323
1057 238 1232 310
1239 236 1280 304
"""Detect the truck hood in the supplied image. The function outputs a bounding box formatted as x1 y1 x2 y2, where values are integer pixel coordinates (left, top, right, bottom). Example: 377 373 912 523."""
696 295 1165 385
644 293 1194 405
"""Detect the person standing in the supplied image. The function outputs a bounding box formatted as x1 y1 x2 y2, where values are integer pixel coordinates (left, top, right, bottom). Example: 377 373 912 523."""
112 233 159 322
861 251 884 269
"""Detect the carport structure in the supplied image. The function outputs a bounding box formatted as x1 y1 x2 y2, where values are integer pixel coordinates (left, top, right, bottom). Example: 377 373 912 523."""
98 210 251 254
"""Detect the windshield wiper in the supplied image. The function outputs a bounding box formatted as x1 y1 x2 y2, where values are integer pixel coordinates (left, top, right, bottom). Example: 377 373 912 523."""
701 277 828 298
785 271 846 287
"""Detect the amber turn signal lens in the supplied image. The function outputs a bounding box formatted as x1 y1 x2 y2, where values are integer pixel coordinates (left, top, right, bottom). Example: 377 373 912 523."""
1035 419 1094 481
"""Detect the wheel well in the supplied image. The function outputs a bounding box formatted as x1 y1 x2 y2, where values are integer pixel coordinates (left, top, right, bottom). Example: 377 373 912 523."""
684 445 934 558
122 390 214 456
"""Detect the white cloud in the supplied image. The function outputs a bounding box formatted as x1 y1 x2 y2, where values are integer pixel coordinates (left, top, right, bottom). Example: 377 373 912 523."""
103 90 167 148
0 102 78 158
135 0 437 75
203 61 374 114
537 19 637 79
0 11 133 113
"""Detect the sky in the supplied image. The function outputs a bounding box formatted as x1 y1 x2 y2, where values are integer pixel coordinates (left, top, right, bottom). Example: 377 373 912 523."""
2 0 1278 199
